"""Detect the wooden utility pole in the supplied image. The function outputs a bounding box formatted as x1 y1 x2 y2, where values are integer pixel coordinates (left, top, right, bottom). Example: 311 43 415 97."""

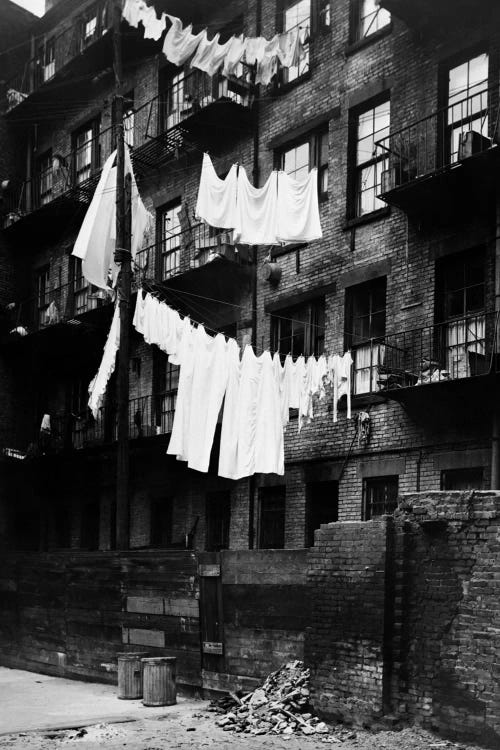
113 0 131 549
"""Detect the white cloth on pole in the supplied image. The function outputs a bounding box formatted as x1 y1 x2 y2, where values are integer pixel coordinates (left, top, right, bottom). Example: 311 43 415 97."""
186 327 229 473
233 167 279 245
72 150 117 290
88 303 120 418
277 168 322 243
124 145 152 260
218 337 241 479
132 289 146 335
163 15 205 66
195 153 238 229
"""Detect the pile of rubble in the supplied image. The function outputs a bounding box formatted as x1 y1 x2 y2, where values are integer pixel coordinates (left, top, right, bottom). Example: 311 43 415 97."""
208 661 331 737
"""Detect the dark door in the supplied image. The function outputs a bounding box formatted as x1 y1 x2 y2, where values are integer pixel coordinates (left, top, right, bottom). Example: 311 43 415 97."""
306 480 339 547
198 552 224 673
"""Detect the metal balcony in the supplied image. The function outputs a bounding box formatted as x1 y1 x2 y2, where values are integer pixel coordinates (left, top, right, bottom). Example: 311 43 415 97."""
2 125 115 234
351 310 500 406
5 280 114 341
375 86 500 221
5 1 115 115
377 0 497 31
131 69 253 171
136 222 253 308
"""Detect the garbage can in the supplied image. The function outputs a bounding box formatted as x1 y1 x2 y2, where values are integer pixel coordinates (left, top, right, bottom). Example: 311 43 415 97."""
142 656 177 707
117 652 150 699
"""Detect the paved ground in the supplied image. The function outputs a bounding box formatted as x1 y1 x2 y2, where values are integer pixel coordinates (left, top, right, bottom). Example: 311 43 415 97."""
0 667 490 750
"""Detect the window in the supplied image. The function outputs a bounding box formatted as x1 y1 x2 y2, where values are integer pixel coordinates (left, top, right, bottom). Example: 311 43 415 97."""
155 353 179 434
280 0 310 85
73 119 100 185
81 500 100 550
206 491 231 551
39 37 55 82
113 91 135 148
271 298 325 359
36 150 53 206
446 53 489 164
441 467 485 491
52 499 71 549
158 200 182 279
160 70 185 131
306 480 338 547
259 487 286 549
12 509 40 551
79 3 107 49
346 277 386 394
73 257 102 315
363 476 398 520
36 266 50 328
278 127 329 198
437 250 485 379
352 0 390 42
350 98 390 217
150 498 173 548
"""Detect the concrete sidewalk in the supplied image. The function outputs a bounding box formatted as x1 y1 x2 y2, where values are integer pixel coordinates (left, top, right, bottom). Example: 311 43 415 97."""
0 667 199 735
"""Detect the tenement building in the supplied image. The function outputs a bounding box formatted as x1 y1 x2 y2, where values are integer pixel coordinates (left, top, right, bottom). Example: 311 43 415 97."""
0 0 499 711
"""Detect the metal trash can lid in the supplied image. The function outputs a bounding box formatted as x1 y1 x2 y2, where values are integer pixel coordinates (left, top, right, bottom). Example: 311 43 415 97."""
141 657 177 664
117 651 150 661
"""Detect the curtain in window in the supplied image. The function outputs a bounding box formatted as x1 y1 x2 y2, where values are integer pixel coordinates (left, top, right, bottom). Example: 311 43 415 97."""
445 315 485 378
354 342 385 394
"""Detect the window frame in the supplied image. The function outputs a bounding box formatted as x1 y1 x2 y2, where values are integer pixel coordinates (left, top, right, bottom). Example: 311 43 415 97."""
157 199 183 281
206 491 231 552
276 0 311 88
436 248 485 324
276 126 329 201
348 95 391 219
72 118 100 186
271 297 325 359
153 350 179 435
441 467 485 491
350 0 391 44
36 149 53 206
345 276 387 395
363 475 398 520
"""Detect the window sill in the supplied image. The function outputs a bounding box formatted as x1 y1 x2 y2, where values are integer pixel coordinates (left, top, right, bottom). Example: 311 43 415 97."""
345 24 393 57
343 206 391 231
271 242 308 259
273 69 312 96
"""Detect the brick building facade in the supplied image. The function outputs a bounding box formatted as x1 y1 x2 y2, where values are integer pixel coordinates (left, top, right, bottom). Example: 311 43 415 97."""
0 1 499 555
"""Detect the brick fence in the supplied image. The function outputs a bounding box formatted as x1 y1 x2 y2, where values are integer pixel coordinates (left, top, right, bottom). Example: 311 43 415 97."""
307 491 500 748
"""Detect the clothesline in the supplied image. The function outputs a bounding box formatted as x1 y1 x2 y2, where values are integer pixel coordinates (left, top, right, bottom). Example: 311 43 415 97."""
122 1 308 86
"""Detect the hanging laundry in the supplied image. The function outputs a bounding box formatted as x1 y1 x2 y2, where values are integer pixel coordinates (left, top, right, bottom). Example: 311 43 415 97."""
289 354 305 409
88 303 120 418
195 153 238 229
277 28 302 68
185 327 229 473
218 337 241 478
254 350 285 476
255 35 280 86
298 354 328 431
234 167 279 245
222 34 246 77
273 352 289 427
72 150 117 290
276 168 322 243
139 5 167 41
167 320 195 462
122 0 146 28
244 36 268 65
190 30 232 76
163 15 205 67
132 288 146 335
329 351 353 423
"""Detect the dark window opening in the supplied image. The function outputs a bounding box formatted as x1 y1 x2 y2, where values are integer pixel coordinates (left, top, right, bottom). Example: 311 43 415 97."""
53 501 71 549
154 351 179 434
206 491 231 551
271 298 325 360
441 467 485 491
12 509 40 551
306 480 338 547
36 149 53 206
349 98 390 218
150 498 173 548
81 500 100 550
157 200 182 280
346 277 386 394
363 475 398 520
259 487 286 549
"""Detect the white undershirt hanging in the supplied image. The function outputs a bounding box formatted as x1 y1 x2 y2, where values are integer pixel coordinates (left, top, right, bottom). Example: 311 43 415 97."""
88 304 120 419
195 154 238 229
166 320 195 461
276 169 322 243
163 15 205 66
218 338 242 479
233 167 279 245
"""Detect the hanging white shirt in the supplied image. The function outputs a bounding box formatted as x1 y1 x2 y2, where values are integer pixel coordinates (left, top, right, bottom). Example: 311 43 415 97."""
195 153 238 229
122 0 146 28
167 319 195 461
133 289 146 335
289 355 305 410
187 328 229 473
255 35 280 85
276 169 322 243
244 36 267 65
273 353 289 427
190 31 232 76
163 15 205 67
88 303 120 418
233 167 279 245
140 6 166 40
254 351 284 476
222 34 246 77
329 352 353 423
218 337 242 479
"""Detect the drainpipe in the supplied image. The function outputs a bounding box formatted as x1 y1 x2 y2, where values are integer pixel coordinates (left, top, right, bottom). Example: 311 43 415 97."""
492 182 500 489
248 0 262 550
